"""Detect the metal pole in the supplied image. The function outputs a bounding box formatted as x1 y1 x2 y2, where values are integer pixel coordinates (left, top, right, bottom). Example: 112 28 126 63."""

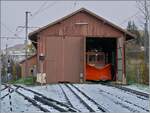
0 0 2 110
0 14 2 113
6 42 8 82
144 0 149 64
25 11 30 77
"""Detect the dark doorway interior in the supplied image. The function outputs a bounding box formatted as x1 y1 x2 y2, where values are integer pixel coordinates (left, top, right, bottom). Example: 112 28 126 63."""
86 37 117 81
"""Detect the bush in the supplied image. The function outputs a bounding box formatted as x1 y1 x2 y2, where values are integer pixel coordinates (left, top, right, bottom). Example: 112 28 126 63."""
11 76 36 85
126 63 137 84
140 63 149 85
126 59 149 85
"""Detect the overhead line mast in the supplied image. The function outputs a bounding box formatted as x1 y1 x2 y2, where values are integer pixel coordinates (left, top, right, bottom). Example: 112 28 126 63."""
25 11 31 77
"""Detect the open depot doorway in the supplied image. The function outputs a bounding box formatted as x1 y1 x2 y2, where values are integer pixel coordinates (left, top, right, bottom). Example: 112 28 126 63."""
85 37 117 81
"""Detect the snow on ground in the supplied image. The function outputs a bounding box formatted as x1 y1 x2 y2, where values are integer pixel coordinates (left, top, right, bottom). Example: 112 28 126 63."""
26 84 67 104
1 88 10 97
75 84 133 112
1 85 5 89
75 84 149 113
60 84 89 112
124 84 150 94
67 84 100 112
1 91 42 112
1 83 149 112
17 88 35 98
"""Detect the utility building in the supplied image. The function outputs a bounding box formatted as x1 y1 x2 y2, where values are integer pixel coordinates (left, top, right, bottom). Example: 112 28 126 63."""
22 8 134 84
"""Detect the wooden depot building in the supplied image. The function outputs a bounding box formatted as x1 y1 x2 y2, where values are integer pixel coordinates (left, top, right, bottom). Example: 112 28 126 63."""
21 8 135 84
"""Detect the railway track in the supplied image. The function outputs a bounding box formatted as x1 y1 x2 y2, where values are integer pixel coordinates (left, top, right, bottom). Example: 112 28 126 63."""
98 89 149 113
97 83 149 113
0 85 8 91
101 83 149 98
0 84 18 100
60 84 109 112
74 83 149 113
59 84 76 109
13 84 78 112
1 83 148 112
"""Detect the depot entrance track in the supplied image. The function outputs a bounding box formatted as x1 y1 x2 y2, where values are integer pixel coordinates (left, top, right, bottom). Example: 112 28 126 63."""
1 83 149 112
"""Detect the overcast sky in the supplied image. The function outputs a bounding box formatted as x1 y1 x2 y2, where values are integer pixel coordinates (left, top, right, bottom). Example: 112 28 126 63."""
1 1 145 49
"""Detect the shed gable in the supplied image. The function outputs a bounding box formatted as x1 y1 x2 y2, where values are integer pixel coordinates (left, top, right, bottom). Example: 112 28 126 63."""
39 11 123 38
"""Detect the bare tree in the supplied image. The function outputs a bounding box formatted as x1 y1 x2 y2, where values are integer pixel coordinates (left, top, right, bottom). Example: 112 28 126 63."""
136 0 150 64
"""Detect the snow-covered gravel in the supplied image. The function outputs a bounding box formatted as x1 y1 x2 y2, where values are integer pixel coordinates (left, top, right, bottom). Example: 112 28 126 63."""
1 85 6 90
1 88 10 97
17 88 35 98
1 83 149 112
75 84 149 113
60 84 89 112
27 84 67 104
16 86 61 112
67 84 100 112
123 84 150 94
1 91 42 112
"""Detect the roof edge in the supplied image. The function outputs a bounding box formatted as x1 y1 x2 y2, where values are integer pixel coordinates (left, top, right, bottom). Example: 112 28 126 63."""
29 8 135 39
20 54 37 64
